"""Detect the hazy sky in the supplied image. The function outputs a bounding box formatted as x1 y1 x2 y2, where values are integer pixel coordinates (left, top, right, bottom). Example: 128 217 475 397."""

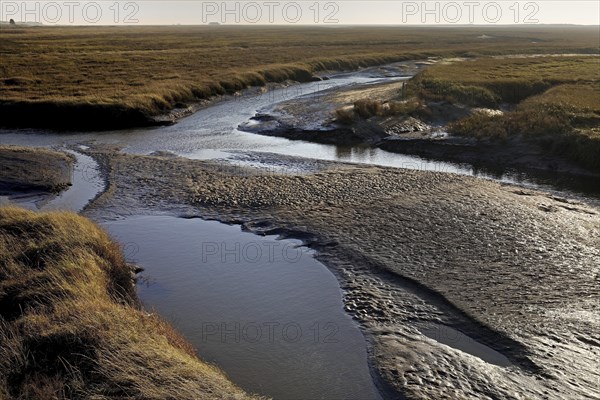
2 1 599 25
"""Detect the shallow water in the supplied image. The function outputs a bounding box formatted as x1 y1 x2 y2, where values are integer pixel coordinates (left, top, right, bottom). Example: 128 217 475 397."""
42 150 104 212
103 216 382 400
0 150 105 212
418 324 512 367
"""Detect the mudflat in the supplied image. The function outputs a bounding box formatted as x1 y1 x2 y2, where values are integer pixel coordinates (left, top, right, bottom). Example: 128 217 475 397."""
0 145 74 194
85 149 600 399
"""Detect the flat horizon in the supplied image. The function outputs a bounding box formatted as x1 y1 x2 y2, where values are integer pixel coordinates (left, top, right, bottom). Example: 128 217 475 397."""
1 1 599 26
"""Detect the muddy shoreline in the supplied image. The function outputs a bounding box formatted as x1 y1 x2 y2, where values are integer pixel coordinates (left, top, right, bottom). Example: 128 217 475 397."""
244 124 600 193
378 135 590 174
0 145 74 195
242 93 600 186
254 124 600 180
81 148 600 399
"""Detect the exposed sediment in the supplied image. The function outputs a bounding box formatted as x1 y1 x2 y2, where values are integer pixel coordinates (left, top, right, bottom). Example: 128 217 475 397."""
84 149 600 399
0 145 74 194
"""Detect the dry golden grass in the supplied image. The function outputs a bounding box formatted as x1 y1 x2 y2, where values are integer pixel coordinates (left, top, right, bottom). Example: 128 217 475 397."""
0 206 263 400
412 55 600 104
335 98 426 123
436 58 600 171
522 83 600 115
1 25 598 128
448 102 600 171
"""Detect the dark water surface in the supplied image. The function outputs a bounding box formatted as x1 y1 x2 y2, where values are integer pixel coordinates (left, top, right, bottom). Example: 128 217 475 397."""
104 216 382 400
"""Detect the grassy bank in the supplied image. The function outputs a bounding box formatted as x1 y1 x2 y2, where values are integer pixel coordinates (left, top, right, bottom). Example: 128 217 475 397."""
0 206 261 399
329 55 600 172
0 146 74 194
1 25 599 129
412 56 600 171
411 55 599 105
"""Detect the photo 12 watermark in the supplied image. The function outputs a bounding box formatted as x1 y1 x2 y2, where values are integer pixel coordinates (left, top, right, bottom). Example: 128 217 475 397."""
201 240 305 264
0 1 342 25
1 1 141 24
200 1 340 24
1 1 560 26
399 1 540 24
199 320 339 344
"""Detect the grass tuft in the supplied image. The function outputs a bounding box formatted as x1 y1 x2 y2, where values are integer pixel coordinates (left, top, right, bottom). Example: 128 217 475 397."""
335 98 427 123
0 206 263 400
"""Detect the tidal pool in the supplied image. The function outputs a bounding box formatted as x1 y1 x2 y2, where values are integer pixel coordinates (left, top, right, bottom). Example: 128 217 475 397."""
104 215 382 400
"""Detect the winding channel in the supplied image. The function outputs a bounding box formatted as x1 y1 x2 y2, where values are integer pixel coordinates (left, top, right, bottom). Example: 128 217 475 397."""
1 61 598 399
1 63 597 195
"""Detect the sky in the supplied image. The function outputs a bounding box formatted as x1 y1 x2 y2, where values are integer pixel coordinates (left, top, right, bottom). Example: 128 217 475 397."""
2 1 599 26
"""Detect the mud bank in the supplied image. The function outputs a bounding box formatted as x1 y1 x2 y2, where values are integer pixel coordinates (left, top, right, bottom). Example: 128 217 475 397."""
0 145 74 194
248 119 600 190
378 133 600 178
241 77 600 183
84 149 600 399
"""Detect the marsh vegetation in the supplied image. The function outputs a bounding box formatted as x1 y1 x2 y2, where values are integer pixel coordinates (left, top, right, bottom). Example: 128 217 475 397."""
0 206 261 399
417 56 600 171
332 55 600 172
1 25 598 129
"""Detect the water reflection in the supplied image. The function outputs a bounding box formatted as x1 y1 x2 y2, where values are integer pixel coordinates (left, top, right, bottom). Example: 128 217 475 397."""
104 216 382 400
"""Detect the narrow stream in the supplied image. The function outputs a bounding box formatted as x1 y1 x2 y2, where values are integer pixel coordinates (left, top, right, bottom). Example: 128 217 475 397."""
417 324 512 367
103 216 382 400
42 150 104 212
0 149 105 212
